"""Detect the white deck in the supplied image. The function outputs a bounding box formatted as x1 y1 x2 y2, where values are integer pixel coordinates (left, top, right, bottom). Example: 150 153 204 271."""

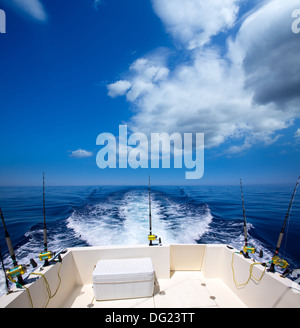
65 271 246 308
1 244 299 308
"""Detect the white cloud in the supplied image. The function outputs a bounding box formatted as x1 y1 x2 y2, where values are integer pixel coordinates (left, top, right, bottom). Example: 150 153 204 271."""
233 0 300 107
151 0 241 49
126 58 169 102
295 129 300 139
70 149 93 159
107 56 169 101
122 49 290 150
107 0 300 154
107 80 131 98
5 0 47 21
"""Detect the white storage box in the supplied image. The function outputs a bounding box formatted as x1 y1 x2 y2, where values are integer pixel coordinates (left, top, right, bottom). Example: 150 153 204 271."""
92 258 155 301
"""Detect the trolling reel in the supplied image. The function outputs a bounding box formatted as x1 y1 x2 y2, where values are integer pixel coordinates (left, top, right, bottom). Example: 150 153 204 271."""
271 255 289 269
6 257 37 287
148 234 162 246
243 245 256 256
240 244 255 258
6 264 27 284
268 255 290 277
39 250 53 262
39 250 55 267
39 249 64 266
241 244 263 259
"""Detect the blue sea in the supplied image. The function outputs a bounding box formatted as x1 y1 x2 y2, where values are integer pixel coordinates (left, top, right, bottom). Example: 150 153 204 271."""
0 184 299 296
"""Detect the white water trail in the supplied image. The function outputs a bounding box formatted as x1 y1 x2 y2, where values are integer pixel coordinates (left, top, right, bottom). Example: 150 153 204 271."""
67 190 213 246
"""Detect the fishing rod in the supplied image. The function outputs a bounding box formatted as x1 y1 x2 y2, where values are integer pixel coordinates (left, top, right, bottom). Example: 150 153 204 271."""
0 207 26 286
39 173 53 266
268 176 300 274
148 176 153 246
240 179 263 259
0 245 11 294
240 179 253 258
147 176 161 246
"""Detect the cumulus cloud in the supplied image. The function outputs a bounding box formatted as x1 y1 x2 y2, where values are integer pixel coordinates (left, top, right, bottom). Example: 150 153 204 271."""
107 0 300 153
234 0 300 107
4 0 47 21
126 58 169 102
69 149 93 158
107 80 132 98
295 129 300 139
107 56 170 102
151 0 241 49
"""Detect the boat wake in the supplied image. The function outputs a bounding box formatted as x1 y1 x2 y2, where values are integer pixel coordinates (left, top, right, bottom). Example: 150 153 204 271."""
66 189 213 246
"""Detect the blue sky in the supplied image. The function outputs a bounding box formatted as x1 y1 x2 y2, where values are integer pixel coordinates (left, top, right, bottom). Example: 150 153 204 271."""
0 0 299 186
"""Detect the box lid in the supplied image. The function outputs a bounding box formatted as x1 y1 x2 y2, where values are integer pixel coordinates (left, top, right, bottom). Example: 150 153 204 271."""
92 258 154 284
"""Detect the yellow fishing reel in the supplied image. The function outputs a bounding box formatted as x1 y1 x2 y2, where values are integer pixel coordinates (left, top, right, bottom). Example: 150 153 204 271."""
148 235 157 241
39 251 53 261
243 245 256 254
148 234 162 246
6 264 27 283
271 256 289 269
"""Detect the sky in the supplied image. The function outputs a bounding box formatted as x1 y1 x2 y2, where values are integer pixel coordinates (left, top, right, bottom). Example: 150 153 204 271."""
0 0 299 186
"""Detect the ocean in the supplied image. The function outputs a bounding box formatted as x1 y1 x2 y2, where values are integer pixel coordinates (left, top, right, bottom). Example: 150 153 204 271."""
0 184 299 296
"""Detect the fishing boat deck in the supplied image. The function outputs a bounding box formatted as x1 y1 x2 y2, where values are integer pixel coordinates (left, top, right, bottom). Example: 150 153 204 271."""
1 244 299 308
65 270 246 308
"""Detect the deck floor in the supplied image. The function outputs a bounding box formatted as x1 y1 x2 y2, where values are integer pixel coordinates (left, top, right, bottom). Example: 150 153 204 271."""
64 271 246 308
